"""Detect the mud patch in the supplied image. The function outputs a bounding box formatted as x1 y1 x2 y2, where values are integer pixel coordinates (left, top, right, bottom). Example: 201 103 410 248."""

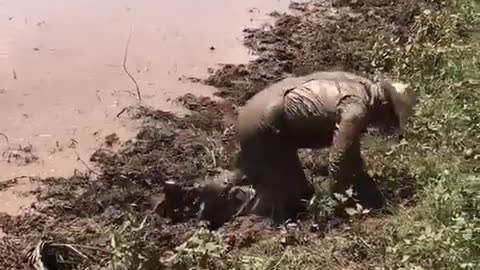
0 97 239 269
0 0 439 269
1 144 39 167
0 177 38 216
204 0 433 106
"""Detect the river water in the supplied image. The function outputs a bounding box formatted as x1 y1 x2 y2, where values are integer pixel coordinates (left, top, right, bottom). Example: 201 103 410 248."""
0 0 291 216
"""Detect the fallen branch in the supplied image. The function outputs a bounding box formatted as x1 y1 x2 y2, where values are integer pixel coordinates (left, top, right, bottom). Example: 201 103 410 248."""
73 149 100 175
203 144 217 168
116 107 128 118
57 244 89 260
132 216 149 232
268 247 288 270
122 29 142 101
29 241 90 270
0 132 9 144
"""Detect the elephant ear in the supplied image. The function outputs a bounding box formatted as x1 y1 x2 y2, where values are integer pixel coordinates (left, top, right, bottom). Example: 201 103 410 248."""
381 79 417 130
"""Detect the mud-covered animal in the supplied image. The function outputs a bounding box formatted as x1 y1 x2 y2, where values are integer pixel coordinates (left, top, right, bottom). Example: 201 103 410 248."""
189 169 254 228
235 71 417 222
155 169 256 228
197 180 256 228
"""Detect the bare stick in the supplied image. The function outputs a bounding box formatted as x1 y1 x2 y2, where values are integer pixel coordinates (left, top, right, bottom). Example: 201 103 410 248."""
132 216 148 232
122 29 142 101
269 247 288 270
60 244 90 260
50 243 111 254
0 133 9 144
203 145 217 168
73 148 99 175
116 107 128 118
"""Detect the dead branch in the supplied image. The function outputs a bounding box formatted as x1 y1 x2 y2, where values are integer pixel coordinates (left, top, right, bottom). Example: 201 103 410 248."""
122 29 142 101
116 107 128 118
73 149 99 175
0 132 9 144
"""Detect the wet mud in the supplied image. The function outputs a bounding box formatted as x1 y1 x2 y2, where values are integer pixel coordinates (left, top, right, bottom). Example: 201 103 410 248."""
0 0 290 217
0 0 433 269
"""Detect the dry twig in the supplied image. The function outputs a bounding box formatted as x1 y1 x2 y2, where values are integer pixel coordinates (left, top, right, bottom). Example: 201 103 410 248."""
0 132 9 144
122 29 142 101
73 148 99 175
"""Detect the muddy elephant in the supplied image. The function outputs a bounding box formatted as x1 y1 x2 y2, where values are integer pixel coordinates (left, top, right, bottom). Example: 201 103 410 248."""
234 71 417 222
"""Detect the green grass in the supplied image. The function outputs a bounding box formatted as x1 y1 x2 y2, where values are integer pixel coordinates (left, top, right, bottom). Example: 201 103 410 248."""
368 2 480 267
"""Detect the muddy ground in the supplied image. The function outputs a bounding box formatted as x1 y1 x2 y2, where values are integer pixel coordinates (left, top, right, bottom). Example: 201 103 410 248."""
0 0 433 269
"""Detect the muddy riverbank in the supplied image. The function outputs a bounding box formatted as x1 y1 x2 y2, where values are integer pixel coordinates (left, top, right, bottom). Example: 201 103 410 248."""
0 0 291 216
0 0 435 269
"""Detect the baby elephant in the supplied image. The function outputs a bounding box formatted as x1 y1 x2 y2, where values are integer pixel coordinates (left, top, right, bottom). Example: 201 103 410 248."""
235 71 417 222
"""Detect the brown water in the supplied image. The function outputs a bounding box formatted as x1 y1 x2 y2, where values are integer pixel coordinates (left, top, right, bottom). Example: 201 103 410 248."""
0 0 290 216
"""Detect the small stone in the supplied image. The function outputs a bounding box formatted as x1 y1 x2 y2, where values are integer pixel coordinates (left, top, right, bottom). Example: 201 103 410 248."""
464 148 474 158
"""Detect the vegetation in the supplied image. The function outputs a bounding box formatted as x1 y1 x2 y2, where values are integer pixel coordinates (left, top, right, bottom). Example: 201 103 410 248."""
167 1 480 269
1 1 478 269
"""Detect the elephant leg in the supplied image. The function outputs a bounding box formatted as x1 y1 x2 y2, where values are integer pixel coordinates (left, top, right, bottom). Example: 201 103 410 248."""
273 147 314 221
253 146 313 223
238 133 313 223
355 172 384 209
328 140 363 214
328 141 384 210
